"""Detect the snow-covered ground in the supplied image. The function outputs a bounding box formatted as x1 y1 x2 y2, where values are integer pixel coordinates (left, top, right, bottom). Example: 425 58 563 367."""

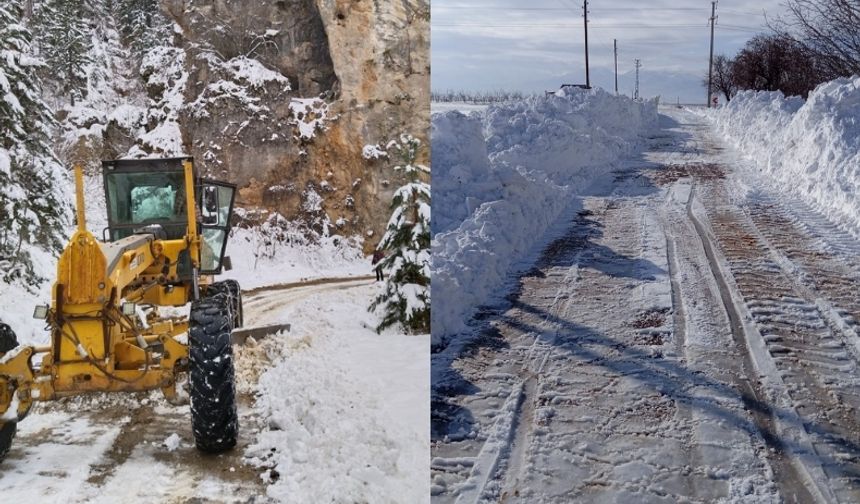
432 88 658 343
243 281 429 503
222 226 369 290
432 98 860 502
2 279 429 503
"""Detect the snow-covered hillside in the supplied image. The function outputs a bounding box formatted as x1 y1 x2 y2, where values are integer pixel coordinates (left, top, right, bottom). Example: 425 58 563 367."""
705 76 860 233
431 88 658 343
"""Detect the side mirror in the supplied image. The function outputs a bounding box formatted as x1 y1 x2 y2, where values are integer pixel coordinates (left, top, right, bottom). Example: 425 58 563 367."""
222 256 233 271
201 185 219 225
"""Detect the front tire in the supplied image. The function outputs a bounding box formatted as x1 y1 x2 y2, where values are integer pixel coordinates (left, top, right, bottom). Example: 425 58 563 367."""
188 293 238 453
0 322 18 463
207 280 243 329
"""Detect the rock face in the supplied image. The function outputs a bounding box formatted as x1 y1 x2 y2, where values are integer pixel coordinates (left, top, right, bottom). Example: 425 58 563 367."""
158 0 430 248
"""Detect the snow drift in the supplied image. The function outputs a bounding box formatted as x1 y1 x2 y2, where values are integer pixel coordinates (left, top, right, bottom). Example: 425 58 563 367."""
431 88 658 343
708 76 860 232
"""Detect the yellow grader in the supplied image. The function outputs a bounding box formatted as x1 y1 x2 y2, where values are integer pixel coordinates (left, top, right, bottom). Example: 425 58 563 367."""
0 157 250 460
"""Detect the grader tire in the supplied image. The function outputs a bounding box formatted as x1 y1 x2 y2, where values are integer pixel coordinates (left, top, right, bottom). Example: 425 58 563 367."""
188 293 238 453
0 422 14 463
208 280 243 329
0 322 18 463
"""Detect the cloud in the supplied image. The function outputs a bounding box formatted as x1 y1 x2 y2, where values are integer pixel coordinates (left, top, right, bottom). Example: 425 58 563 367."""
432 0 783 100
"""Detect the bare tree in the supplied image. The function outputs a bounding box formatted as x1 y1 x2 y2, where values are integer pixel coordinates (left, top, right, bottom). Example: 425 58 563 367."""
730 34 820 97
771 0 860 79
702 54 738 101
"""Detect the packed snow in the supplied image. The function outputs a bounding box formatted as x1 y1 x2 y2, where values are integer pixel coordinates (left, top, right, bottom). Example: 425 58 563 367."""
705 76 860 234
431 88 658 341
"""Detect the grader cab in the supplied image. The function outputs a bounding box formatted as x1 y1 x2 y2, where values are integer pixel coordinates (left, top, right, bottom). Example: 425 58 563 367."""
0 157 244 461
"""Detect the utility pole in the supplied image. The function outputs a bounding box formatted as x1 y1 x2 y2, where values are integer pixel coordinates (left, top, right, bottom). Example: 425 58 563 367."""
707 1 717 107
614 39 618 95
634 59 642 100
583 0 590 88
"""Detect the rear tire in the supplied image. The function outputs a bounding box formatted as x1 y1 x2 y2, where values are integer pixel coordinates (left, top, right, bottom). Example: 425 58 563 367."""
0 422 14 463
207 280 243 329
0 322 18 463
188 293 238 453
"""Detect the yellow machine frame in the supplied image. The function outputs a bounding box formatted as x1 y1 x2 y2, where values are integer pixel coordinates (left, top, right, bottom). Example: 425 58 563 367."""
0 160 211 421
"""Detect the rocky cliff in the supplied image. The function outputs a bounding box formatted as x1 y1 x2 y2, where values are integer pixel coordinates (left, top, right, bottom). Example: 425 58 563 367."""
164 0 430 248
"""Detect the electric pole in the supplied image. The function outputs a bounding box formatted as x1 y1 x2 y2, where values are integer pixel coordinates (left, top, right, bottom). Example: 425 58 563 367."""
707 1 717 107
583 0 590 88
634 59 642 100
614 39 618 95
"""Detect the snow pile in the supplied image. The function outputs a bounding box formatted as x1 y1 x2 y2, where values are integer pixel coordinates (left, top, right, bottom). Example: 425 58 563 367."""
162 433 181 452
432 88 658 341
707 76 860 231
223 213 368 290
244 284 429 503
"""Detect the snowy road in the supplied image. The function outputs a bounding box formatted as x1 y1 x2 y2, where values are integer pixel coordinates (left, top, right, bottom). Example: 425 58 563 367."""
432 107 860 503
1 277 429 503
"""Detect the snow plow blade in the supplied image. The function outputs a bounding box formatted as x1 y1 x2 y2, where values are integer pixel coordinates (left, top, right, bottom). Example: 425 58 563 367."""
231 324 291 345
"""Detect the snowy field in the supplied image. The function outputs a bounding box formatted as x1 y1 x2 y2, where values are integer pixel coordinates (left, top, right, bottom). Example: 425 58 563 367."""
430 102 490 114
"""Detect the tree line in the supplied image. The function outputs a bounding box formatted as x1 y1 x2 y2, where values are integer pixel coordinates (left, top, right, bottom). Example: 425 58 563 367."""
0 0 167 286
708 0 860 101
431 89 527 104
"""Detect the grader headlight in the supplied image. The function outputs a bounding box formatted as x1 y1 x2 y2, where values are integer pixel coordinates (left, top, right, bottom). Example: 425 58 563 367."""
32 305 48 320
121 302 137 316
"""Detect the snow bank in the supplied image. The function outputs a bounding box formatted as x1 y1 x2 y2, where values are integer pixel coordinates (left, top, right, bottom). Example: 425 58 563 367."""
707 76 860 231
244 284 429 503
432 88 658 341
223 225 368 290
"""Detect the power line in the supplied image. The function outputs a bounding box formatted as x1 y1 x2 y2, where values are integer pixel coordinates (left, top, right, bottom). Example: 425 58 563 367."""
634 59 642 100
707 1 717 107
614 38 618 95
583 0 590 88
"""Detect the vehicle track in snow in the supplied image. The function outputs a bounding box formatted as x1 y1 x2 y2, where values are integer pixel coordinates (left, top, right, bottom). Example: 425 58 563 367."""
688 174 860 503
0 276 374 503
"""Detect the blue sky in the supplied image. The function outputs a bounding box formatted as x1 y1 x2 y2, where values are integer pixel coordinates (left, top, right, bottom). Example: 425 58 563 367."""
432 0 784 102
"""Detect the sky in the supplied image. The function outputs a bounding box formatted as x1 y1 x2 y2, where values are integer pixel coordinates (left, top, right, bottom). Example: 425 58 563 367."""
432 0 785 103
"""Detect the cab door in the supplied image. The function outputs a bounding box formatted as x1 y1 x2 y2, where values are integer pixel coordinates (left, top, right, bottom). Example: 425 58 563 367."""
198 180 236 274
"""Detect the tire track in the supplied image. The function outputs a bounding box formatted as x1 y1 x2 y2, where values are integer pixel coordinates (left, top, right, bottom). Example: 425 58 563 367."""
686 183 818 503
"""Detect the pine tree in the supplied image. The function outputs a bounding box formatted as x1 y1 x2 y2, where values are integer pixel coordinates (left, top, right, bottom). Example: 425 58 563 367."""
0 0 71 286
116 0 170 57
33 0 92 104
370 134 431 333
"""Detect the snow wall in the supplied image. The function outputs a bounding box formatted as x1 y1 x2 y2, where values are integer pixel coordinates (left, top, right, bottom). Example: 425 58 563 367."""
431 88 659 344
709 76 860 232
